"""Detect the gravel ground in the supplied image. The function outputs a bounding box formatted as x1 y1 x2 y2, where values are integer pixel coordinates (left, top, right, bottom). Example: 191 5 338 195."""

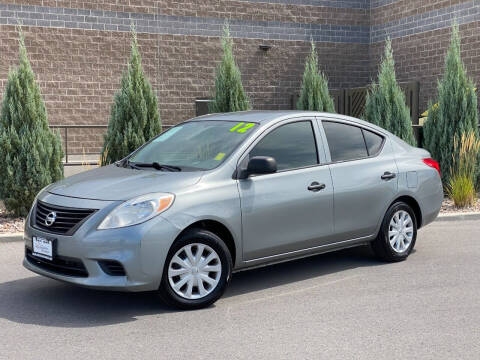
0 206 25 234
440 196 480 214
1 196 480 234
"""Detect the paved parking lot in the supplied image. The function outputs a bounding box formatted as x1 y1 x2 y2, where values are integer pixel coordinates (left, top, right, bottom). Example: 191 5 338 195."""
0 219 479 359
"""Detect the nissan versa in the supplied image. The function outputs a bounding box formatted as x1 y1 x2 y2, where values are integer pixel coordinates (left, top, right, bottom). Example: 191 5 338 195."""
23 111 443 309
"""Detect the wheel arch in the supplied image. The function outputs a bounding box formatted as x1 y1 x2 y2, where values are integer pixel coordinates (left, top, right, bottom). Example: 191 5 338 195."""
391 195 423 228
174 219 237 266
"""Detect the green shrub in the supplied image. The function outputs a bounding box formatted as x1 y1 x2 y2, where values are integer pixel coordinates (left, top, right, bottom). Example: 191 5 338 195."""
422 24 479 183
447 174 476 207
296 41 335 112
364 38 416 146
447 131 480 207
101 26 161 165
453 131 480 179
209 24 250 113
0 31 64 217
447 130 480 207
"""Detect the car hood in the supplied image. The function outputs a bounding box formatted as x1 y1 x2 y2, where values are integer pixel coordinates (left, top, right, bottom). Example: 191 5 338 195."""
48 165 203 201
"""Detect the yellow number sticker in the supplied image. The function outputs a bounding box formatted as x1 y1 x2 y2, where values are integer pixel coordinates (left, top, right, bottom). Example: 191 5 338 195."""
236 123 255 133
229 122 245 132
214 153 225 161
229 122 255 133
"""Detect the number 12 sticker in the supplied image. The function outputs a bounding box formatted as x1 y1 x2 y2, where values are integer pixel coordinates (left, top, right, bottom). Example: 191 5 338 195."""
230 122 256 133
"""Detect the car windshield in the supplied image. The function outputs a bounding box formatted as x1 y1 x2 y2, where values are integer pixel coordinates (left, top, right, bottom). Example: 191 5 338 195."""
128 120 257 171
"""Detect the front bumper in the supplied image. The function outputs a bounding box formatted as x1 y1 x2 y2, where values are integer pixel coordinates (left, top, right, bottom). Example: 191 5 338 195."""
23 193 180 292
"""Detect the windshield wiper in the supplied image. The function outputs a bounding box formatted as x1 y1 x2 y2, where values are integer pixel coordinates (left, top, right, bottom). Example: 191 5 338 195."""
118 158 135 169
128 161 182 172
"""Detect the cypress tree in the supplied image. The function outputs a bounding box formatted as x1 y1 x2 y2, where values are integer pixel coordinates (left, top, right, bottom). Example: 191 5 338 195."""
209 24 250 113
0 31 63 217
422 24 478 182
296 41 335 112
364 38 416 146
101 26 161 165
422 101 439 160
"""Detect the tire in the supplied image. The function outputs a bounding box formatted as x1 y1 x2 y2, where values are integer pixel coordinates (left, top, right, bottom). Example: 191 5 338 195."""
371 201 417 262
159 228 233 310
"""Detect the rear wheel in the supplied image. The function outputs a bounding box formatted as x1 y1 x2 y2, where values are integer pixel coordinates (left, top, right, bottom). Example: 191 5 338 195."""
159 228 232 310
371 201 417 262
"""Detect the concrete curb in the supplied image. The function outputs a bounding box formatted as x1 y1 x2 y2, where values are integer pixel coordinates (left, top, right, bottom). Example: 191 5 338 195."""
436 212 480 222
0 233 24 242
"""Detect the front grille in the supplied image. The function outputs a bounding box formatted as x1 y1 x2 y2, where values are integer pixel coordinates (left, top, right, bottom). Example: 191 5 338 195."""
98 260 126 276
33 200 96 236
26 248 89 277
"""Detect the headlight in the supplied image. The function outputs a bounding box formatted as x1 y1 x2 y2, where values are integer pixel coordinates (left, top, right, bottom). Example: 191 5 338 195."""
98 193 174 230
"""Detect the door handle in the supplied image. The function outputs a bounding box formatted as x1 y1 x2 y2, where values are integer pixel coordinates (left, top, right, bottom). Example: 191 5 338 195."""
381 172 396 180
308 182 326 192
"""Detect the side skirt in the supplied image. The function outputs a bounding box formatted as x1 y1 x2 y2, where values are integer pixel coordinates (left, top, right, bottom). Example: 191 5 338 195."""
233 235 374 273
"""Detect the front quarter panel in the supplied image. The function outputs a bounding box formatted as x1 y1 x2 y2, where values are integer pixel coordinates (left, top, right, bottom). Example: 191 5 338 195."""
159 166 243 268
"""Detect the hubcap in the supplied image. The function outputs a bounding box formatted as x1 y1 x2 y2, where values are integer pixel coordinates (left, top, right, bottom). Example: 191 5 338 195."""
168 243 222 300
388 210 414 253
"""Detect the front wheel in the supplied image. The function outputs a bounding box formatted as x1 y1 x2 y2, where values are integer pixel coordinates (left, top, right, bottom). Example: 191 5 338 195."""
371 201 417 262
159 228 232 310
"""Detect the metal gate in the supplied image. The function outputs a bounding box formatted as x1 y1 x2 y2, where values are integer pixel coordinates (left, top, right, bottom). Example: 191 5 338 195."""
344 87 368 119
292 81 420 124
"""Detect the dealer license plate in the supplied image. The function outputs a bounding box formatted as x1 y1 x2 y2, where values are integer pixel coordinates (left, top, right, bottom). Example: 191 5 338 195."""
32 236 53 261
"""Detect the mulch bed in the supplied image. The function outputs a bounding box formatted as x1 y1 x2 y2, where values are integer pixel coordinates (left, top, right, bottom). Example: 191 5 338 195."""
1 197 480 234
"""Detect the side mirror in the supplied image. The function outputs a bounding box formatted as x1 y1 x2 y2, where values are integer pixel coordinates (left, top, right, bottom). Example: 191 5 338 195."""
238 156 277 179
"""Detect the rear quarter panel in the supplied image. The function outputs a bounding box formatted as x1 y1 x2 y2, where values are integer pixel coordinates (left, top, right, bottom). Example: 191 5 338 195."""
392 141 444 228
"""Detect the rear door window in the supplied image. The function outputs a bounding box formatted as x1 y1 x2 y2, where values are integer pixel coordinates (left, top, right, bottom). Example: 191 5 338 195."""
362 129 384 156
322 121 368 162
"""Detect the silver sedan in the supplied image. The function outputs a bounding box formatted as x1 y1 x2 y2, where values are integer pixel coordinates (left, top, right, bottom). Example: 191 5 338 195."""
23 111 443 309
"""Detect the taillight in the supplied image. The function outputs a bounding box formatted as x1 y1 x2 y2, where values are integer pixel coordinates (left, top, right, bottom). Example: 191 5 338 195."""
423 158 441 177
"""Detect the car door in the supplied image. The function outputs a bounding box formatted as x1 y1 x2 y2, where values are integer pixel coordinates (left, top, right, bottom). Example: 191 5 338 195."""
238 119 334 261
319 119 398 241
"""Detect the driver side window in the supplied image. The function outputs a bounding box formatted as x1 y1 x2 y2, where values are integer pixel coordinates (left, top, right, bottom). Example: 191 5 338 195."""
249 121 318 171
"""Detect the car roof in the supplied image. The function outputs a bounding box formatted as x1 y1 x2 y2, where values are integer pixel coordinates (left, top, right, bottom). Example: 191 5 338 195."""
193 110 319 124
191 110 389 134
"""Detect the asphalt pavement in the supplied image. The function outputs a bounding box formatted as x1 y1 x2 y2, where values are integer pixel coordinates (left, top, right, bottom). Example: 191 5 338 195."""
0 219 479 359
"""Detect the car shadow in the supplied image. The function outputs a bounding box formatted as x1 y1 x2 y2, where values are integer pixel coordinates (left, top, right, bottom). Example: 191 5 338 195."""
0 245 383 328
224 245 382 298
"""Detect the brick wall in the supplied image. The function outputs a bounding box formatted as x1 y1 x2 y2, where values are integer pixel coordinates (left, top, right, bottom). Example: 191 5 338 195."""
0 1 370 154
0 0 479 154
370 0 480 113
